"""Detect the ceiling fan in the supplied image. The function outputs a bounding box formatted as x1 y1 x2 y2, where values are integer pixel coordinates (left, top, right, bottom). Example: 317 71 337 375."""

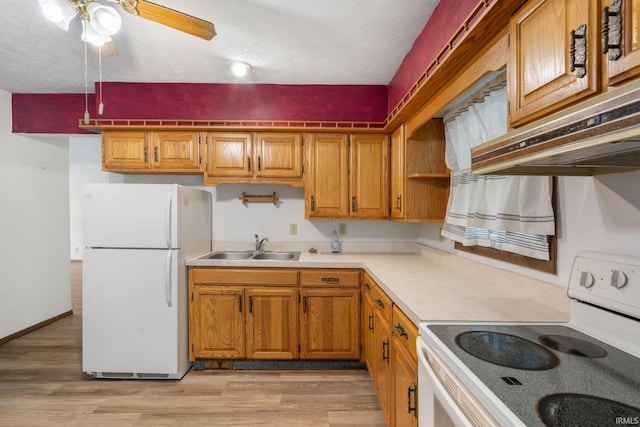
38 0 216 48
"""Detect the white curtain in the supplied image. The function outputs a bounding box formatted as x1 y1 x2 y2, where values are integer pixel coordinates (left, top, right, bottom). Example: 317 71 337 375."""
440 75 555 260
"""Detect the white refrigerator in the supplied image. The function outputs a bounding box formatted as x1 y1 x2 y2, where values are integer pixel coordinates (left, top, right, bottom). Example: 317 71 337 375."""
82 183 211 379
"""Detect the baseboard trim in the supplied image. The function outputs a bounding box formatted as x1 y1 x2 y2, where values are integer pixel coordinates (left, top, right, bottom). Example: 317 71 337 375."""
0 310 73 345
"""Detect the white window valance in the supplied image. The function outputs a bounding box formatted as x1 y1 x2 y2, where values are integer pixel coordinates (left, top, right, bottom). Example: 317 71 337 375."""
440 74 555 260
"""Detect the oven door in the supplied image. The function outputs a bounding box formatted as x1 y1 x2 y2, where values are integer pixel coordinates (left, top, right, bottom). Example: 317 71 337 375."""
417 335 501 427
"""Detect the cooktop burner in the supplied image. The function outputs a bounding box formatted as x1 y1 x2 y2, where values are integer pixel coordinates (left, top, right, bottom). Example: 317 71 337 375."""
456 331 559 370
427 324 640 426
538 393 640 427
538 334 607 358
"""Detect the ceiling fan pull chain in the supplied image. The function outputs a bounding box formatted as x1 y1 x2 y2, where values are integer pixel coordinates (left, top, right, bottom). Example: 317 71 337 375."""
83 19 90 125
98 45 104 115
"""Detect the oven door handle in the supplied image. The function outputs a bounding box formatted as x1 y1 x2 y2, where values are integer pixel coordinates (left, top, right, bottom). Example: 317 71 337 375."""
417 338 477 427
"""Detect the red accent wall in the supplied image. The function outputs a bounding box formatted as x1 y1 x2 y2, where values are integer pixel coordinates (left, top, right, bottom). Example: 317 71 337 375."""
387 0 480 112
97 82 388 122
12 93 97 134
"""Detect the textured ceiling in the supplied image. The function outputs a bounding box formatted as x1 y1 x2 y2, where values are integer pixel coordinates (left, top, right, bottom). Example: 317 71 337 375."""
0 0 439 94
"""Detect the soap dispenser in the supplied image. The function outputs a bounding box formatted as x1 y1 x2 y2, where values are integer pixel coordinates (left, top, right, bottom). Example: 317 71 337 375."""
331 230 342 254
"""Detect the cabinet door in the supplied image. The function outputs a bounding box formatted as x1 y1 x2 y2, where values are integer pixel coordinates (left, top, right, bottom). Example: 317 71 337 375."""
305 134 349 218
299 288 360 359
391 334 418 427
606 0 640 85
350 134 390 219
390 126 405 220
205 133 252 178
509 0 601 126
373 310 392 422
152 132 202 172
246 287 299 360
102 131 150 171
254 133 303 178
361 283 376 372
190 286 244 359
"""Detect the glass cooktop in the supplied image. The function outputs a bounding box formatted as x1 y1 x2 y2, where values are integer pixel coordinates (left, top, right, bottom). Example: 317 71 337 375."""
428 324 640 426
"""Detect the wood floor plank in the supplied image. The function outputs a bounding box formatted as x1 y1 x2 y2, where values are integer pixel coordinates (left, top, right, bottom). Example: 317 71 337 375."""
0 262 386 426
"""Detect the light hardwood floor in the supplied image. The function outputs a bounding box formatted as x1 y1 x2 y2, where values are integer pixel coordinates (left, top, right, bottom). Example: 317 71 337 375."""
0 262 385 426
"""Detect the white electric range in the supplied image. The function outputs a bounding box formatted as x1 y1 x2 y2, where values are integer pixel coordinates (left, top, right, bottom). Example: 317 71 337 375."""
417 251 640 427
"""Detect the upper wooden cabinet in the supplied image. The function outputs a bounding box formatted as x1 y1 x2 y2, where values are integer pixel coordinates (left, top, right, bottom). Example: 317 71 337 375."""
509 0 640 127
102 131 203 173
305 133 389 220
605 0 640 85
204 132 304 186
508 0 602 127
391 121 449 222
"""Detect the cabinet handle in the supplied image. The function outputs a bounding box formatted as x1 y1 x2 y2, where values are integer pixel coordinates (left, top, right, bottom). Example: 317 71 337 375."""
321 277 340 283
351 196 357 212
238 295 243 313
154 146 159 162
602 0 622 60
248 296 253 314
394 323 409 339
257 155 261 171
408 382 417 416
569 24 588 78
375 298 385 309
368 314 374 332
302 296 307 314
310 195 315 211
143 146 148 163
247 156 251 172
382 339 389 363
396 195 402 211
364 283 371 291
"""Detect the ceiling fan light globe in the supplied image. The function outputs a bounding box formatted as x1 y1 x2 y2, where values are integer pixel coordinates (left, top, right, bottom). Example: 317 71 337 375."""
87 3 122 36
81 23 112 47
38 0 77 31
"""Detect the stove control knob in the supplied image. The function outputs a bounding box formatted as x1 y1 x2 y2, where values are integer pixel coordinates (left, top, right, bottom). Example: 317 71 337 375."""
610 270 628 289
579 271 595 288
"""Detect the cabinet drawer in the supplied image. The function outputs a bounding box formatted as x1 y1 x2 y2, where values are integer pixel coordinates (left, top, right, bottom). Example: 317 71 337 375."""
391 305 418 362
361 272 377 298
191 268 298 286
370 285 393 324
300 269 360 287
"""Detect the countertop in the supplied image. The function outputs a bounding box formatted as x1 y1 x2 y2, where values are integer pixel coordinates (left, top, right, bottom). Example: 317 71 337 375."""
187 247 571 327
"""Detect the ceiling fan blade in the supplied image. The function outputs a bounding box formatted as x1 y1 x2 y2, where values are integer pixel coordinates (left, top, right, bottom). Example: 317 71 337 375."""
123 0 216 40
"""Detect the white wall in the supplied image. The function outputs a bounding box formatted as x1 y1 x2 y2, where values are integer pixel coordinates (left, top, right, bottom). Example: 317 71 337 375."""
418 171 640 287
0 89 71 339
68 139 420 257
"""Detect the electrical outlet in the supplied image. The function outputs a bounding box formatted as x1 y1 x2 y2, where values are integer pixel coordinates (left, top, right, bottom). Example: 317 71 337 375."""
339 223 347 235
290 224 297 235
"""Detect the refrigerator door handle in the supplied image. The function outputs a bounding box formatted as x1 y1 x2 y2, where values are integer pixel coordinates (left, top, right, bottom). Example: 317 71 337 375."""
165 192 172 248
165 251 173 307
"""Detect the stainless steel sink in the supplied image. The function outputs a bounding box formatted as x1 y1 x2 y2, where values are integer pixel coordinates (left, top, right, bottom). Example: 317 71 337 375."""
201 251 300 261
252 252 300 260
202 251 254 260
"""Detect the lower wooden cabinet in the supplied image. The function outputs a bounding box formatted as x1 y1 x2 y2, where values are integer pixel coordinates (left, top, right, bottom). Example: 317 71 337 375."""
390 305 419 426
189 267 360 361
190 286 245 359
299 287 360 359
246 287 299 360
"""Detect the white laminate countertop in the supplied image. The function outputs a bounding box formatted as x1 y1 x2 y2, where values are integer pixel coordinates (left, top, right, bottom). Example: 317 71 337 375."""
187 247 571 327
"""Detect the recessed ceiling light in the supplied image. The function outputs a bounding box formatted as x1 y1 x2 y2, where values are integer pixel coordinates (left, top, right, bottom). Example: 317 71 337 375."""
230 61 251 78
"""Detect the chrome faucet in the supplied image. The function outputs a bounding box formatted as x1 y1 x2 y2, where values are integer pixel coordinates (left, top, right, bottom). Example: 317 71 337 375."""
254 234 268 253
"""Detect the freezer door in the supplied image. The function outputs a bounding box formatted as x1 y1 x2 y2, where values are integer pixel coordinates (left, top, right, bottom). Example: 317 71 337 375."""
82 248 188 377
83 183 179 249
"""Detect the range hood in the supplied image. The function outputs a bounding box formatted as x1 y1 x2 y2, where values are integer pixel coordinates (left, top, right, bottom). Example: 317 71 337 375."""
471 79 640 176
